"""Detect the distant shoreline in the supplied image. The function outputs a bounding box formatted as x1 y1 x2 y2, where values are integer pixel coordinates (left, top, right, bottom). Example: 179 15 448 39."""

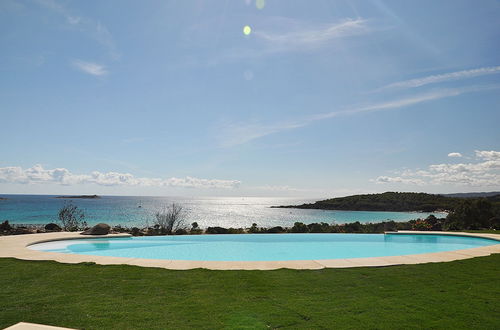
271 206 448 214
273 191 500 212
55 195 100 199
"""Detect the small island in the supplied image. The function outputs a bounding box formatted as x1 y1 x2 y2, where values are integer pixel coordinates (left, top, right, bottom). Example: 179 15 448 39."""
55 195 101 199
273 191 500 212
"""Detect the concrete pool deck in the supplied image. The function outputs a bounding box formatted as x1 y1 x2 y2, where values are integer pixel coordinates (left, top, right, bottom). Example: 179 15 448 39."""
1 231 499 270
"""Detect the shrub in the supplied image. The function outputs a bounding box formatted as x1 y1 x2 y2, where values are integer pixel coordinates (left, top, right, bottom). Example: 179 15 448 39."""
228 228 245 234
343 221 363 233
424 215 443 230
131 227 142 236
265 226 285 233
248 223 260 233
112 225 127 233
206 226 229 234
330 225 345 233
489 216 500 230
0 220 12 232
154 203 187 235
291 222 309 233
383 221 398 232
307 222 330 233
411 219 432 231
58 202 87 231
190 222 203 234
174 228 188 235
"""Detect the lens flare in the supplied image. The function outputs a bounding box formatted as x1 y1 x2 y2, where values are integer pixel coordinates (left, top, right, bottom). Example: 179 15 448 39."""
243 25 252 36
256 0 265 10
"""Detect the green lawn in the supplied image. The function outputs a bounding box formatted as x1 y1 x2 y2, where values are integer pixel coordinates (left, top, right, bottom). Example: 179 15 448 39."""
1 256 499 329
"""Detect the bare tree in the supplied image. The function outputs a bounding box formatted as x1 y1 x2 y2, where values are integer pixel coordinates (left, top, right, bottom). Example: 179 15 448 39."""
58 201 87 231
154 203 187 235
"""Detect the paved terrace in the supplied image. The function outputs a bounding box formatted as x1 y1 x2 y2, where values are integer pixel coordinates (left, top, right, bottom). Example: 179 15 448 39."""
1 231 499 270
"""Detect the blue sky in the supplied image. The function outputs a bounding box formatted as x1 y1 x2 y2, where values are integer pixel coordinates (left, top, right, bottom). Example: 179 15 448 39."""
1 0 499 197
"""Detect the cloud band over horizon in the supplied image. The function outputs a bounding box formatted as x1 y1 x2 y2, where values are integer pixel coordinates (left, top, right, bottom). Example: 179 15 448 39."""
0 164 241 189
374 150 500 187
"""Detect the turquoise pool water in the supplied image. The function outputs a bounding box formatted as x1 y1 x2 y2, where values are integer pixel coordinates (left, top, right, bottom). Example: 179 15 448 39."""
29 234 498 261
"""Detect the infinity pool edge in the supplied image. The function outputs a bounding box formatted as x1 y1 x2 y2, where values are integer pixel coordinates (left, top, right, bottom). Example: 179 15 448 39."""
1 231 499 270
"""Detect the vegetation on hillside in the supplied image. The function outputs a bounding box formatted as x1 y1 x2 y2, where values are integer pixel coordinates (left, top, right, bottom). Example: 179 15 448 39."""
445 198 500 230
276 191 500 212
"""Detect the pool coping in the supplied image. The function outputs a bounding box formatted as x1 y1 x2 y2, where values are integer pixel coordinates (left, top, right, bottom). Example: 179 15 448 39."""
1 231 499 270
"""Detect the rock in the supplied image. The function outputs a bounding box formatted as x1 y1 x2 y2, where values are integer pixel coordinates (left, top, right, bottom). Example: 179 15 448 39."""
44 223 62 231
12 227 33 235
174 228 188 235
0 220 12 232
81 223 111 235
131 227 141 236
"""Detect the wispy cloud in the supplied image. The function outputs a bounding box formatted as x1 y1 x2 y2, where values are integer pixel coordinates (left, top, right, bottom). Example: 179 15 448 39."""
0 164 241 189
448 152 463 158
34 0 119 59
254 18 370 52
373 176 425 185
34 0 80 25
199 17 374 64
311 88 467 121
219 85 499 147
379 66 500 90
72 60 107 76
373 150 500 187
251 185 307 192
219 121 305 148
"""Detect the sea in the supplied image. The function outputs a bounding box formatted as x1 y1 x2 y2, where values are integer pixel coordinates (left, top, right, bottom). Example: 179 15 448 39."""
0 195 447 229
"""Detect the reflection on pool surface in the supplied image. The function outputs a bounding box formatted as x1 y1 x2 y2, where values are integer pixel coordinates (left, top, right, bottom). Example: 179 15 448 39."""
29 234 498 262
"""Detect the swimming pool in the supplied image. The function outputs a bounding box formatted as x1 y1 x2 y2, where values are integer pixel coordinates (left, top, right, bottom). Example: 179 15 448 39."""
28 233 499 262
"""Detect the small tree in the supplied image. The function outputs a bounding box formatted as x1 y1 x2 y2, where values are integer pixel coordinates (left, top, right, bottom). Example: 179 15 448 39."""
154 203 187 235
58 201 87 231
190 221 202 234
248 223 259 233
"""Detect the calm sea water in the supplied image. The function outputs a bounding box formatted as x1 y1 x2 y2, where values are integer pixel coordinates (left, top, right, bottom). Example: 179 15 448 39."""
0 195 446 229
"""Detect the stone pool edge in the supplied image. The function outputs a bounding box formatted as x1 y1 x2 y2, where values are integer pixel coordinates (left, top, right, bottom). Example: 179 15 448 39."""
0 231 499 270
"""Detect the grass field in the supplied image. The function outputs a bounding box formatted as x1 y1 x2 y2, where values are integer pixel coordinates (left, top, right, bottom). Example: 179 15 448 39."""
1 255 499 329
